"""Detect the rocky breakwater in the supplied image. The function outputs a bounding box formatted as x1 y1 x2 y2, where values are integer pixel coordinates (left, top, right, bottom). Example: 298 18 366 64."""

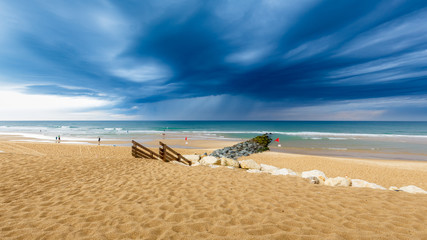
179 134 427 195
210 134 272 160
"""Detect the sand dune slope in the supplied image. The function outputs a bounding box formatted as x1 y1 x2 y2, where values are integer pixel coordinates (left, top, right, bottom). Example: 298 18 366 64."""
1 145 427 239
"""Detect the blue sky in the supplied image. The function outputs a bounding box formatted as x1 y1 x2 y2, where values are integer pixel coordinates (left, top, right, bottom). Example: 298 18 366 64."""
1 0 427 120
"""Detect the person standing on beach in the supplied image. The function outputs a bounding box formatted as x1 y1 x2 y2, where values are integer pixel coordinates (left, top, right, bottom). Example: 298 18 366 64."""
98 137 101 145
58 135 61 143
55 136 57 143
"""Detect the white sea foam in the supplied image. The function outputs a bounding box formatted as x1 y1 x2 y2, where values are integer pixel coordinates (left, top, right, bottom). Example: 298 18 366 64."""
280 131 427 139
328 148 348 151
141 130 427 139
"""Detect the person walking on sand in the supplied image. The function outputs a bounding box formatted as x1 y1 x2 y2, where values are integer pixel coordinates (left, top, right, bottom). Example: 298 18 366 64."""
55 136 58 143
58 135 61 143
98 137 101 145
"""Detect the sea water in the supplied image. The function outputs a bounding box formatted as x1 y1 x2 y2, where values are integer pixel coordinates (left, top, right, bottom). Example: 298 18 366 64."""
1 121 426 161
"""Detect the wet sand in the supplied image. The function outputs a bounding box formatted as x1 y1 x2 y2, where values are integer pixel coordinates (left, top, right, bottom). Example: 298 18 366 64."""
1 141 427 239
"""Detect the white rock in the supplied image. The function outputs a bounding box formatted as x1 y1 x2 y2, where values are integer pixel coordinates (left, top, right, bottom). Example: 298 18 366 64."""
239 159 261 170
399 185 427 194
260 164 279 173
325 177 351 187
308 176 320 184
246 169 262 173
191 162 201 167
183 154 200 163
209 165 220 168
221 157 240 168
351 179 386 190
226 166 235 169
271 168 297 176
200 156 220 165
301 170 327 180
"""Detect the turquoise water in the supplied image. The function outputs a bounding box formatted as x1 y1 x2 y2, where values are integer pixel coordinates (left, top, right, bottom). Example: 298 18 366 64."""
1 121 427 160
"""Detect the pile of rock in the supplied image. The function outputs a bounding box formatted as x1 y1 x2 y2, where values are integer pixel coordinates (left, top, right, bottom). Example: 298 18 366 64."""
209 134 272 160
181 154 427 195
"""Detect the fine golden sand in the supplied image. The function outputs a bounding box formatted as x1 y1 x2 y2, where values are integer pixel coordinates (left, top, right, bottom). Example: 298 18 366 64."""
1 141 427 239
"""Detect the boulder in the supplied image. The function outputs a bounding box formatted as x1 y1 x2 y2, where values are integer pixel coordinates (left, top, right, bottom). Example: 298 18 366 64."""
200 156 220 166
351 179 386 190
308 176 320 184
399 185 427 194
221 157 240 168
239 159 261 170
271 168 297 176
301 170 327 180
260 164 279 173
325 177 351 187
183 154 201 164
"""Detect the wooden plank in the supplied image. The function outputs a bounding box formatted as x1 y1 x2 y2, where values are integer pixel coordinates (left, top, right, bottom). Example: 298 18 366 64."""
132 147 154 159
164 151 176 161
132 140 162 159
159 141 180 156
133 144 161 160
132 149 155 159
158 141 191 165
177 153 191 166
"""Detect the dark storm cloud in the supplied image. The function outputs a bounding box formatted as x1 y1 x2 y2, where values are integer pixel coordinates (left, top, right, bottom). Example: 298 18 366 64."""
120 0 427 105
1 0 427 119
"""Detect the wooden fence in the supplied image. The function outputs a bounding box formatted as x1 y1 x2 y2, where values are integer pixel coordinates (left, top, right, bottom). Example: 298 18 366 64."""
132 140 192 166
159 141 191 166
132 140 161 160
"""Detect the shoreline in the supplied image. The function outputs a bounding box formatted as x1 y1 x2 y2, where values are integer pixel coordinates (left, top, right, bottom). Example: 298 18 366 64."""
3 132 427 162
1 139 426 189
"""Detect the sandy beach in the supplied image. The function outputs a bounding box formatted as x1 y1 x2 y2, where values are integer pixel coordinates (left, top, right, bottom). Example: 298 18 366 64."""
1 140 427 239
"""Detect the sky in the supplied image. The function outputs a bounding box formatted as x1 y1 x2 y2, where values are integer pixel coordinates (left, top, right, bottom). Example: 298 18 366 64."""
1 0 427 120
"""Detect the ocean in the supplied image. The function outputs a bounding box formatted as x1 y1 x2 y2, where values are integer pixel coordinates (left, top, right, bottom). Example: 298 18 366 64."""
1 121 427 161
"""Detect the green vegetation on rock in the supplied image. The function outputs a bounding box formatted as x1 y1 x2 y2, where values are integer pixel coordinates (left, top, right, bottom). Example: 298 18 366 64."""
250 134 272 152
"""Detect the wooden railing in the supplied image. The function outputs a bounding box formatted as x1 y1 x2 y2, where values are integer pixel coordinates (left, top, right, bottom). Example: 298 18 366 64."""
132 140 161 160
132 140 192 166
159 141 192 166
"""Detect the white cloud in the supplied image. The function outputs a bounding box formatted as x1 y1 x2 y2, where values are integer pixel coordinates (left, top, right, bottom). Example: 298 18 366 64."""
226 48 270 65
112 63 172 82
0 90 130 120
